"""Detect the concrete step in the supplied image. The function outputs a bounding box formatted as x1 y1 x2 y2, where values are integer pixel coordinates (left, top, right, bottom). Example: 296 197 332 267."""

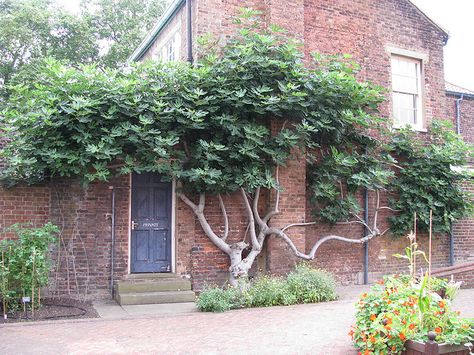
116 290 196 305
115 278 191 293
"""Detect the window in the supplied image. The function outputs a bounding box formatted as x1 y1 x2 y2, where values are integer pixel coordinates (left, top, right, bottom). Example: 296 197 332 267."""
391 55 423 130
160 31 181 62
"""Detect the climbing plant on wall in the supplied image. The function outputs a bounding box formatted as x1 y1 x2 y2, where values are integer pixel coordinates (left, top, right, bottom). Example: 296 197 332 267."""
1 10 471 285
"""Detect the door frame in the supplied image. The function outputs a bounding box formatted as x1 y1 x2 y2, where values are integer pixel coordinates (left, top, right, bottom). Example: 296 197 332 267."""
127 174 176 274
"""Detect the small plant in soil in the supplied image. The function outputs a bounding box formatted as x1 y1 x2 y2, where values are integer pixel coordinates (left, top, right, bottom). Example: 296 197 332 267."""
0 223 58 318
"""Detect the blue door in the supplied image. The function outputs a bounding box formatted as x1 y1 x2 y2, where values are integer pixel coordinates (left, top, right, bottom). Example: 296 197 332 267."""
131 172 172 273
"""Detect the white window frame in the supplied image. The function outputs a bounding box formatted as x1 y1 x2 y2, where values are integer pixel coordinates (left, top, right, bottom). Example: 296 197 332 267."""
152 25 181 63
390 55 424 131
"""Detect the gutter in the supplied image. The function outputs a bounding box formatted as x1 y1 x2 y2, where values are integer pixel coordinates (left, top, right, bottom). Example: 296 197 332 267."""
128 0 186 62
449 93 464 266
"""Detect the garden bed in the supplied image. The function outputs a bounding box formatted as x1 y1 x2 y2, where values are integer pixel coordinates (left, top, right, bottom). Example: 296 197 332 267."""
0 297 98 323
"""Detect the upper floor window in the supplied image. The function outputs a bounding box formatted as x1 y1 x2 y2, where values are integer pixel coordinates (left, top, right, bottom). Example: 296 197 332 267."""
160 31 181 62
391 55 423 130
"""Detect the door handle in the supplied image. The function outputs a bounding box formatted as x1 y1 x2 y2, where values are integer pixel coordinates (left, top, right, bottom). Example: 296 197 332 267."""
131 220 138 230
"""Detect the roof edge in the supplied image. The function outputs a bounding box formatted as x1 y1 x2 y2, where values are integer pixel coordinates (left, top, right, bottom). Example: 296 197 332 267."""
128 0 186 63
446 90 474 99
407 0 449 42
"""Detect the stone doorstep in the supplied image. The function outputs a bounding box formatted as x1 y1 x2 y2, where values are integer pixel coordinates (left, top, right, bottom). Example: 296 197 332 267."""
116 290 196 306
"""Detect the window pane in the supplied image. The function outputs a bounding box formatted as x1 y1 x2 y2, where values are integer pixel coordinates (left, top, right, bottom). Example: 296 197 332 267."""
393 92 417 125
393 73 418 94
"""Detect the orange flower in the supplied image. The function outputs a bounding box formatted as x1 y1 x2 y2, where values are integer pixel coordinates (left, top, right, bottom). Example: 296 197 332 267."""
392 346 397 351
370 314 377 321
438 300 445 308
364 350 371 355
348 329 355 339
435 327 442 334
362 293 368 298
387 300 392 304
370 336 376 343
387 334 392 339
456 311 461 315
394 310 400 316
462 324 469 330
399 332 406 341
409 324 416 330
384 325 392 331
402 319 407 325
385 317 393 325
377 280 385 285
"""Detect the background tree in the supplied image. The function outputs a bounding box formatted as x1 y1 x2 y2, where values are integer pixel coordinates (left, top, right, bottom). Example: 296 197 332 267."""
0 0 98 93
2 12 471 286
80 0 169 68
0 0 168 98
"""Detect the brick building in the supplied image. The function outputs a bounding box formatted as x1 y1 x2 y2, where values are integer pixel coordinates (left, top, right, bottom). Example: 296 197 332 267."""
0 0 473 301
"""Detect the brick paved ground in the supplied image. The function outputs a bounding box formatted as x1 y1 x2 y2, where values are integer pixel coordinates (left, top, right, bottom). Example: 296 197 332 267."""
0 287 473 355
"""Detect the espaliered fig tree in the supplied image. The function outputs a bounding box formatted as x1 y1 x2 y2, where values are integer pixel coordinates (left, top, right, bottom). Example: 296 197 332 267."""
2 11 471 285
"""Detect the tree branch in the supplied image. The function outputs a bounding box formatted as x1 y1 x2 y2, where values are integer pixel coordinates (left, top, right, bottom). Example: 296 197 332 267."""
266 227 379 260
240 188 260 251
179 193 231 254
263 166 281 224
217 194 229 241
252 187 266 230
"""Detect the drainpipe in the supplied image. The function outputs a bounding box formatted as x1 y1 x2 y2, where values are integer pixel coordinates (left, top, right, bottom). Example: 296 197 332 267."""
455 94 463 135
450 94 464 266
363 189 369 284
109 186 116 299
186 0 193 64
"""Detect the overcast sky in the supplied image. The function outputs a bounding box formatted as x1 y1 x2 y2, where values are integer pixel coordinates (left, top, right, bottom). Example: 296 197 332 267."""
59 0 473 90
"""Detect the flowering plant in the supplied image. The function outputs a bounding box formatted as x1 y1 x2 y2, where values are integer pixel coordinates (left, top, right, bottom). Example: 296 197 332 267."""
350 275 473 354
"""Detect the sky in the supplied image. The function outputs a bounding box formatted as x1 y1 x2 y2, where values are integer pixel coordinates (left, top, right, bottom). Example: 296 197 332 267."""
58 0 473 90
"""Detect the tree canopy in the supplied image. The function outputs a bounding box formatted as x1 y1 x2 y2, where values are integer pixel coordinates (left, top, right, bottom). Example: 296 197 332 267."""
0 0 168 97
1 12 472 243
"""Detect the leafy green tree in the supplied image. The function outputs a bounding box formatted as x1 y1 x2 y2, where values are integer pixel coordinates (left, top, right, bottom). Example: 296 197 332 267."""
0 0 168 98
80 0 169 67
0 0 99 93
2 12 471 285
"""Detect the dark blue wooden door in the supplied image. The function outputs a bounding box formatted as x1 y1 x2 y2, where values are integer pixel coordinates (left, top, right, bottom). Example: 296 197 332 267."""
131 172 172 273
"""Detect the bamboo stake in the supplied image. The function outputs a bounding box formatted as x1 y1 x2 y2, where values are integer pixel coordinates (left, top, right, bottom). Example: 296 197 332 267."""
2 250 6 319
31 251 35 317
413 212 417 278
428 210 433 277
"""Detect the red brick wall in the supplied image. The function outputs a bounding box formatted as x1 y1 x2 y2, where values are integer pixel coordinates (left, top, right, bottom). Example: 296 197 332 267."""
0 185 51 235
47 177 130 299
137 0 454 288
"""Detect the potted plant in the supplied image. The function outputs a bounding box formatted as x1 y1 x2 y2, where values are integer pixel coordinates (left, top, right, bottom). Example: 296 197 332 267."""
349 233 474 354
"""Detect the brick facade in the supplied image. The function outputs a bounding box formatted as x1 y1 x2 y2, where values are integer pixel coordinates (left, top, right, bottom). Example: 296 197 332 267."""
1 0 473 297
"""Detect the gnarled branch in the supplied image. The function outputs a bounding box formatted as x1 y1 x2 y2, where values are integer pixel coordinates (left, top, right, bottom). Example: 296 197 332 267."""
217 194 229 241
240 188 260 251
179 193 231 254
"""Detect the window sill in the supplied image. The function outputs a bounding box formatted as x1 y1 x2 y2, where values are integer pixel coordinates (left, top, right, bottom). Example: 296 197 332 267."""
391 124 427 133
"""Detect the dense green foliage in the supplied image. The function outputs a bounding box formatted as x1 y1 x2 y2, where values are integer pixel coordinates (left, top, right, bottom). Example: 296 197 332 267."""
196 264 338 312
0 223 58 313
0 0 167 96
1 11 472 237
388 120 473 236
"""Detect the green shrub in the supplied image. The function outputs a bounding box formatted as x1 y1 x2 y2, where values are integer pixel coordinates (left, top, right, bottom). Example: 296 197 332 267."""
286 264 338 303
0 223 59 314
196 286 237 312
244 275 289 307
197 265 338 312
